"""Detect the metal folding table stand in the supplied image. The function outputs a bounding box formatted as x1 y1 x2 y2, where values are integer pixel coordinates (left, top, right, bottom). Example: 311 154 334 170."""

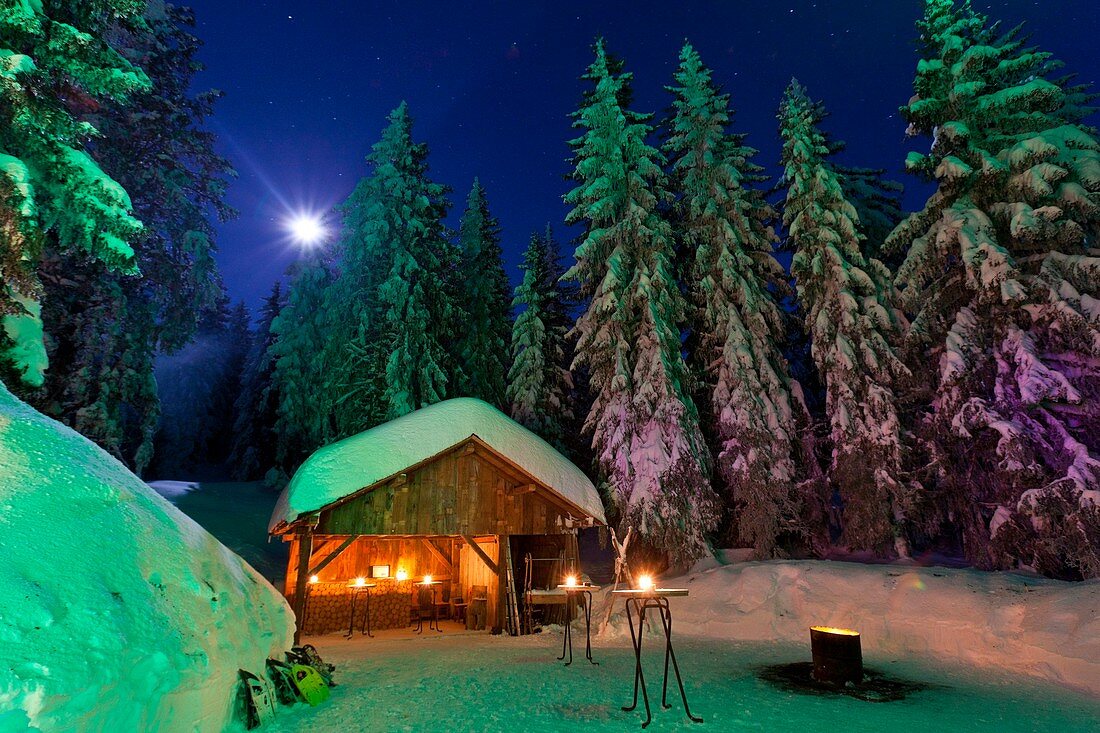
345 582 376 638
556 584 600 665
611 588 701 728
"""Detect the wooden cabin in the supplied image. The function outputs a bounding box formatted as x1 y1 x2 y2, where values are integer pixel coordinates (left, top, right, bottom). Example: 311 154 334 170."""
268 398 606 639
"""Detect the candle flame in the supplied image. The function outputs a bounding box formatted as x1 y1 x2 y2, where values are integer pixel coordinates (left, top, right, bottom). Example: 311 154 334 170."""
564 575 577 587
309 575 319 584
423 574 432 585
354 577 366 586
637 574 654 591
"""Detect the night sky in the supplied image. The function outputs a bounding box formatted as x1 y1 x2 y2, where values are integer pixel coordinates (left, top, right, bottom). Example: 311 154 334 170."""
185 0 1099 311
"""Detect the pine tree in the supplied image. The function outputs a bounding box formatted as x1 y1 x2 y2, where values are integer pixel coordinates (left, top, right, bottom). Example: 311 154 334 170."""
780 80 913 556
270 255 337 477
508 226 574 452
24 3 233 472
230 282 285 480
664 43 805 556
566 40 717 566
886 0 1100 577
326 103 453 424
455 179 512 407
1 0 149 386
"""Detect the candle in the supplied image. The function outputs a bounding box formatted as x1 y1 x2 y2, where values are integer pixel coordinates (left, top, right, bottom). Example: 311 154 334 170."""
564 574 577 587
354 577 366 587
423 574 432 585
637 574 654 591
309 574 319 584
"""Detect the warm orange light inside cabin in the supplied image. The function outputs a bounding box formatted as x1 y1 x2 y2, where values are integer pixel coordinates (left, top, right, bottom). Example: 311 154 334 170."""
353 577 366 587
395 569 409 581
422 574 433 585
309 575 319 584
564 575 577 587
637 574 654 591
810 626 860 636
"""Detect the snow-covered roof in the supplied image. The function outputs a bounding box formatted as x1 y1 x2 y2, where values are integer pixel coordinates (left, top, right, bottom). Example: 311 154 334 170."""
269 398 605 532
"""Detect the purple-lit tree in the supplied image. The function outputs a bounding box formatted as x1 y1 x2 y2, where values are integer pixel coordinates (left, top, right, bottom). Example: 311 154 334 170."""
887 0 1100 577
566 40 717 566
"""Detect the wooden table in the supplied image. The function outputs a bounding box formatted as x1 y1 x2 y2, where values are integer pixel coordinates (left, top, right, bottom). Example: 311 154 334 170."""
414 581 443 634
611 589 701 728
345 583 376 638
556 584 600 666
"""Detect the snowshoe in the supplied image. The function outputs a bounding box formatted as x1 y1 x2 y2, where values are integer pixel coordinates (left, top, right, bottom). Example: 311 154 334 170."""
287 645 335 685
238 669 277 729
290 663 331 706
265 658 302 705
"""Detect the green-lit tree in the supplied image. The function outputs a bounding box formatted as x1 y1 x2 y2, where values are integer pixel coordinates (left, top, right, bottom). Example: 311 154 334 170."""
886 0 1100 577
567 40 717 566
507 226 574 452
1 0 149 387
780 80 913 556
664 43 807 556
455 179 511 407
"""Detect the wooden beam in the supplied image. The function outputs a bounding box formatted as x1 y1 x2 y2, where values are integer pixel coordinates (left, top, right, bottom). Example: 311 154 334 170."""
461 534 498 574
291 525 313 645
508 483 537 496
421 538 453 571
307 534 359 576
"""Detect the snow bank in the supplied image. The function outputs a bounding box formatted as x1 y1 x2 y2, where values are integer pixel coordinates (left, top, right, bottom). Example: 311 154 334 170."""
270 398 605 531
637 560 1100 695
147 480 201 500
0 385 294 731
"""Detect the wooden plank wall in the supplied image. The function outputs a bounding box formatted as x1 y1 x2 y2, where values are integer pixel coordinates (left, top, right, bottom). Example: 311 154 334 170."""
458 537 500 630
311 537 453 586
315 444 579 537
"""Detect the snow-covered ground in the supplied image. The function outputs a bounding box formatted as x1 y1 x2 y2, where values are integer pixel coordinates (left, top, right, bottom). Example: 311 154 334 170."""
0 386 295 732
257 559 1099 733
641 558 1100 696
263 630 1099 733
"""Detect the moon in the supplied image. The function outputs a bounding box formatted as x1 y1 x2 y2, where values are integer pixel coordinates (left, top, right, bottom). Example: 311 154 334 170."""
286 212 327 247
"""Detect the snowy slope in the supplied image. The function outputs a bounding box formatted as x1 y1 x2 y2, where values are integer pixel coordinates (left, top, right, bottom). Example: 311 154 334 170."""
635 559 1100 696
0 385 294 732
270 398 605 531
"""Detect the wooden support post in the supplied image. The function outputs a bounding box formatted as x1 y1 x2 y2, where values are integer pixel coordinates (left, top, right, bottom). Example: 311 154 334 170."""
291 525 314 645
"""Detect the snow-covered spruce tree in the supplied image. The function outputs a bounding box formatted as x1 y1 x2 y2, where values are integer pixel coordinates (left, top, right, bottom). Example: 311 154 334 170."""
663 42 805 556
507 226 574 452
455 179 512 407
0 0 149 386
326 103 453 423
885 0 1100 577
566 40 718 566
230 281 285 481
270 254 338 477
780 80 914 556
27 3 233 473
837 166 905 263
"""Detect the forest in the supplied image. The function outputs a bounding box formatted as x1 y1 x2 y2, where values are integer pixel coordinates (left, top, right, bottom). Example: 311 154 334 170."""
2 0 1098 580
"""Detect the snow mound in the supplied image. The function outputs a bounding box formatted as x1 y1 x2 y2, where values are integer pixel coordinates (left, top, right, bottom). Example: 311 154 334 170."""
0 386 294 731
270 398 605 531
644 560 1100 695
